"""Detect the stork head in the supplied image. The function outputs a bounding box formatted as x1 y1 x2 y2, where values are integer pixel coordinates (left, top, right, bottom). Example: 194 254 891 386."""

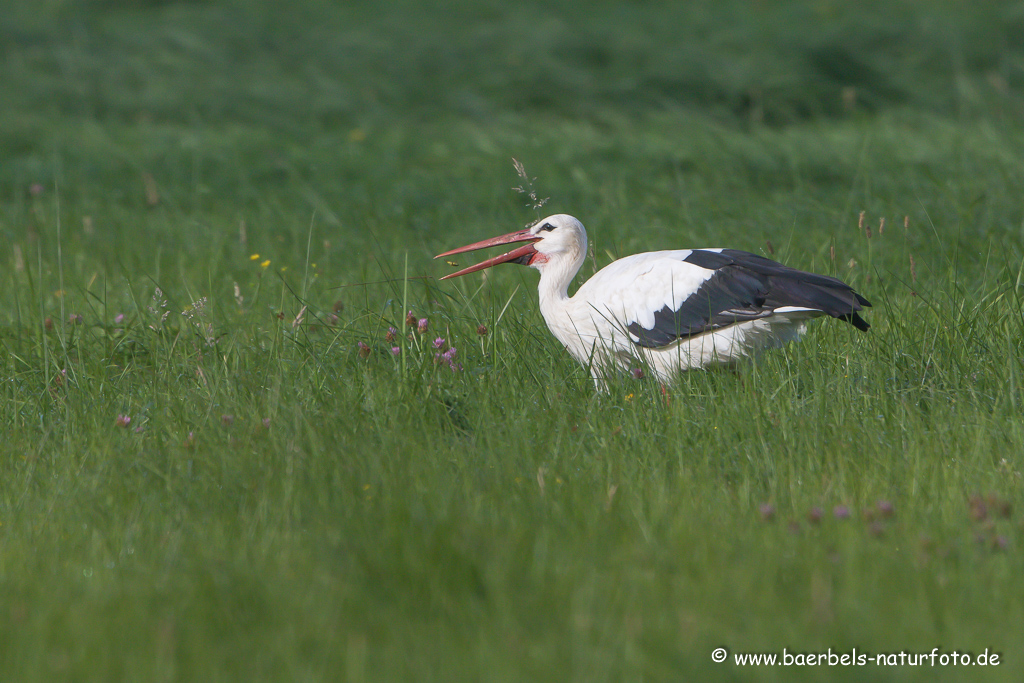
435 214 588 280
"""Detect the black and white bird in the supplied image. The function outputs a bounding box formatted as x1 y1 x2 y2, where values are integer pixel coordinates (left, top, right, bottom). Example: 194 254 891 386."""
436 214 870 384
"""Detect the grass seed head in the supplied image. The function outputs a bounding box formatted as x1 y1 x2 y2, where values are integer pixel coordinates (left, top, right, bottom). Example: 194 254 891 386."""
511 158 549 213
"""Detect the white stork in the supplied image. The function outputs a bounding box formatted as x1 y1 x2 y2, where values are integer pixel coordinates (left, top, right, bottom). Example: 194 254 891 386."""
435 214 869 385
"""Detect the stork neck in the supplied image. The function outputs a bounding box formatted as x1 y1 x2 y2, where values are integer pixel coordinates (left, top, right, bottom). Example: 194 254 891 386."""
537 252 583 306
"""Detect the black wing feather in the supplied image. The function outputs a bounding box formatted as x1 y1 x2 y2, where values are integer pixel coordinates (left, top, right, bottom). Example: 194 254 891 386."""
627 249 870 349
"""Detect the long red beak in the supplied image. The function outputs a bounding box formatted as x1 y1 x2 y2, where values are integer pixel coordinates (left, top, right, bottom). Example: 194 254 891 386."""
434 228 541 280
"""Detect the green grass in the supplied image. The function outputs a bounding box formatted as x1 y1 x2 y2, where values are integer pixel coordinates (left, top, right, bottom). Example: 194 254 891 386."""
2 1 1024 681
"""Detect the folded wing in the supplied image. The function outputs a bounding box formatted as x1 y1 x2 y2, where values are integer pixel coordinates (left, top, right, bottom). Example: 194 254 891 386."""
596 249 871 349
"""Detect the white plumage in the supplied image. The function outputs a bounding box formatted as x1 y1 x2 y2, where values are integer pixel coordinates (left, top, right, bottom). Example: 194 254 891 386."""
436 214 869 385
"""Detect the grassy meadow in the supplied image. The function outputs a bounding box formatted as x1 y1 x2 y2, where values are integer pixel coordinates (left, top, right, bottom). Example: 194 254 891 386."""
3 0 1024 680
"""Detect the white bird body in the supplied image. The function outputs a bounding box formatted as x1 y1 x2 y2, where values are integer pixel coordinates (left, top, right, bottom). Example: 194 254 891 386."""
437 214 869 385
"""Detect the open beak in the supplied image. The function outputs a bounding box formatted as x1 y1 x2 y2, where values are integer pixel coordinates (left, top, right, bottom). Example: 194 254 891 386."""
434 228 541 280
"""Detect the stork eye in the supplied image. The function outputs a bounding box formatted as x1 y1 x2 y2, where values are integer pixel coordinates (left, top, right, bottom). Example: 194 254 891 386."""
539 223 556 232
